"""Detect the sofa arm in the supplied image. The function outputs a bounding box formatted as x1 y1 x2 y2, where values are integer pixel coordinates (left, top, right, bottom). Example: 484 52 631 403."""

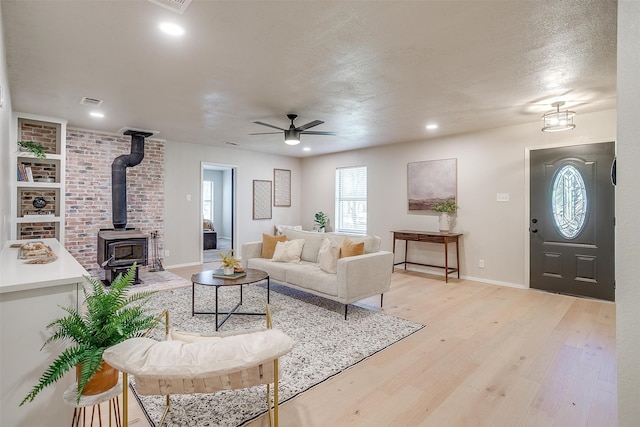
241 241 263 268
336 251 394 302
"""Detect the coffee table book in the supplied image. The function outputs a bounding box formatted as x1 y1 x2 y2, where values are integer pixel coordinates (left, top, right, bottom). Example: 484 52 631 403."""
212 269 247 280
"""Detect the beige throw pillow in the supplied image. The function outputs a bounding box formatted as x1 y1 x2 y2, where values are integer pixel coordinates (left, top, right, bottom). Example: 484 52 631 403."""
318 238 340 274
272 239 305 262
340 237 365 258
262 234 287 258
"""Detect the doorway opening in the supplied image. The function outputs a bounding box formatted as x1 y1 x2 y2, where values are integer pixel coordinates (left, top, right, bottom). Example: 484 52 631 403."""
201 163 235 265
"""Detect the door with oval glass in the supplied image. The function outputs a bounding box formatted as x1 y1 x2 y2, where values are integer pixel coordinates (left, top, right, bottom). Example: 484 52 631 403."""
530 142 615 301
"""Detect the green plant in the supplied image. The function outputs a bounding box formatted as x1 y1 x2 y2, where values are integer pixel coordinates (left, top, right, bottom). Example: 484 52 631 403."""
20 264 158 404
219 249 241 269
314 211 328 228
18 140 47 160
433 199 459 213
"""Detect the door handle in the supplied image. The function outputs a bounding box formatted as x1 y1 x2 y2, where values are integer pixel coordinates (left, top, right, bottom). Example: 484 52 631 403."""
530 228 538 233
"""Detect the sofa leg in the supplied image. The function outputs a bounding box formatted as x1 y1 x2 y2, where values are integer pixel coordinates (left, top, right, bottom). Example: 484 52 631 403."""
381 293 384 307
344 304 348 320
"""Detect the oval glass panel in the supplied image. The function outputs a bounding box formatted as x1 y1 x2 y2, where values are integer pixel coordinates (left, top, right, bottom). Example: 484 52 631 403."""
551 164 587 239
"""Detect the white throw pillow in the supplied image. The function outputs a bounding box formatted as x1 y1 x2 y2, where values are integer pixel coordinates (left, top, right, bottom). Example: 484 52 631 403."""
272 239 305 262
318 238 340 274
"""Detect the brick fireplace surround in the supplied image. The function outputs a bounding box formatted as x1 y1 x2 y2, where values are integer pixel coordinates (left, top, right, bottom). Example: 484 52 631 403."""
64 129 165 276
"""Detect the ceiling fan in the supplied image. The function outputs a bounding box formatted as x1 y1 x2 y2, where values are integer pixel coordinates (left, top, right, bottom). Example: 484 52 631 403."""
250 114 336 145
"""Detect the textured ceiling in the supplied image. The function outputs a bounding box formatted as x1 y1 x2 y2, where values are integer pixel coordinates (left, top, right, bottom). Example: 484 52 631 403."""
2 0 617 157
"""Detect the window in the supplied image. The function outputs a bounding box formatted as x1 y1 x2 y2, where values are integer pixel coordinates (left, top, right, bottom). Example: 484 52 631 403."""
335 166 367 234
551 164 587 239
202 180 214 223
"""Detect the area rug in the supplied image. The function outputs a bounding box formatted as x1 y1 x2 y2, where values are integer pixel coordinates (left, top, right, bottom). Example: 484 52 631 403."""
133 278 425 427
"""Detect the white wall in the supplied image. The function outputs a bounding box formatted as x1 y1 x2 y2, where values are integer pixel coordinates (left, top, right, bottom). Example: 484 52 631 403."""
616 1 640 424
0 1 12 247
163 141 301 267
301 109 615 287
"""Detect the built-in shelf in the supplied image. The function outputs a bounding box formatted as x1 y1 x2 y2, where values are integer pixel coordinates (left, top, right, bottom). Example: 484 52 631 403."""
10 113 67 243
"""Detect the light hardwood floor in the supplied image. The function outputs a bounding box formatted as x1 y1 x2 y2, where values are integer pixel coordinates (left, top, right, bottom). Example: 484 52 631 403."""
121 265 616 426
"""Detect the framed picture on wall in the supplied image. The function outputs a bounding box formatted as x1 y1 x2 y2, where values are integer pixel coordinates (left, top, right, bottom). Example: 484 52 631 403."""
273 168 291 207
407 158 457 210
253 180 272 220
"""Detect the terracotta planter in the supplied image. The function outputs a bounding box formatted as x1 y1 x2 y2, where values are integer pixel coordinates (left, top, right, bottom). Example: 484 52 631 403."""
76 361 118 395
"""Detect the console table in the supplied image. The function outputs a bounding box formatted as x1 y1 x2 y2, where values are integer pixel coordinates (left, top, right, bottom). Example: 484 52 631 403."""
391 230 462 282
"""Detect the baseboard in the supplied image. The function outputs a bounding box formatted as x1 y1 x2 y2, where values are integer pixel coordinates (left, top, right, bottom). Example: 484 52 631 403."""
398 265 526 289
163 261 201 269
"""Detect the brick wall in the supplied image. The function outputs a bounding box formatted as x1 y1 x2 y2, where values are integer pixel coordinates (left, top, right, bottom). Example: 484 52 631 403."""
65 129 165 276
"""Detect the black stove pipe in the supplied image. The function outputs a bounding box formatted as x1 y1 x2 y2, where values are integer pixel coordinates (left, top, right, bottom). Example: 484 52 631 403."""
112 130 153 230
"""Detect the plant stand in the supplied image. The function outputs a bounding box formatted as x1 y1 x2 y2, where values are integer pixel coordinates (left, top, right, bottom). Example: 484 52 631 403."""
63 380 122 427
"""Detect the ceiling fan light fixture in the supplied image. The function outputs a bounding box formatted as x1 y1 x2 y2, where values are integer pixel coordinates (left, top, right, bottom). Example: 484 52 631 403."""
542 101 576 132
284 129 300 145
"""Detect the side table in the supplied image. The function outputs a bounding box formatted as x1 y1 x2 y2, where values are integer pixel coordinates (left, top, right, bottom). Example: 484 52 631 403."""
63 380 123 427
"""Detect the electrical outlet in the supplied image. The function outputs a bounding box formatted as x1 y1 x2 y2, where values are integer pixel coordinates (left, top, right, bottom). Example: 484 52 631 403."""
164 250 170 257
496 193 510 202
479 259 485 268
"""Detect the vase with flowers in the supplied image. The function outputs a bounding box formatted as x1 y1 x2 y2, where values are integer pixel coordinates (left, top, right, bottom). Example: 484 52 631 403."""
219 249 242 275
433 199 459 232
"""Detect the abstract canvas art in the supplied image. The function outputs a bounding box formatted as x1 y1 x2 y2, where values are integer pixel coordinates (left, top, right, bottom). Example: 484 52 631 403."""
407 158 457 211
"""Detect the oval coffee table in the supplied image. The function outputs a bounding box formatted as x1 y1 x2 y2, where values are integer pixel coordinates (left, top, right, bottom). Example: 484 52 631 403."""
191 268 270 330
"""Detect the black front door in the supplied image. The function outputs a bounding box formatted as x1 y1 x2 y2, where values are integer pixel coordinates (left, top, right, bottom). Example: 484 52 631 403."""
530 142 615 301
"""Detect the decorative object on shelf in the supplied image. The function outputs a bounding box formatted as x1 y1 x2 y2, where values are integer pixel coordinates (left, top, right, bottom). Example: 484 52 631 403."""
273 168 291 207
542 101 576 132
32 196 48 209
314 211 328 232
16 240 58 264
433 199 459 233
19 264 158 405
407 158 457 211
219 249 242 275
18 140 47 159
253 180 272 220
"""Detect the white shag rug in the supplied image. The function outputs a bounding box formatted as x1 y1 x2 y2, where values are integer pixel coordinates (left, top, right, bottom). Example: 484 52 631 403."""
133 274 424 427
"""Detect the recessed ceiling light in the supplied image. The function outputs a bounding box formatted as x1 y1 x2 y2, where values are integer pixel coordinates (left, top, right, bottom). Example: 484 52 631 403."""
159 22 184 36
426 123 438 130
303 147 311 151
90 111 104 118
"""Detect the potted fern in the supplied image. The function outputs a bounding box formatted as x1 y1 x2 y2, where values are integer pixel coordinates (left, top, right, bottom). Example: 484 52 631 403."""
20 264 158 404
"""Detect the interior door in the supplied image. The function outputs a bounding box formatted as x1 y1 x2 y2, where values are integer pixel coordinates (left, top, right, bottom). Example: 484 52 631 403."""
530 142 615 301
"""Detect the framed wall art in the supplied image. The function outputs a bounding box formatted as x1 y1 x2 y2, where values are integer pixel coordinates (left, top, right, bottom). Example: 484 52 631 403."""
253 180 272 220
273 168 291 207
407 158 457 211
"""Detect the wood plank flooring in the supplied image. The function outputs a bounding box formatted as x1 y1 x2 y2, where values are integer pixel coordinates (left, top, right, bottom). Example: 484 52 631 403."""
121 265 616 426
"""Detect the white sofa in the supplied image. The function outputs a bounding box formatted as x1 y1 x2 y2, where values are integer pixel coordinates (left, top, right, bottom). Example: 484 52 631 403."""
242 229 394 318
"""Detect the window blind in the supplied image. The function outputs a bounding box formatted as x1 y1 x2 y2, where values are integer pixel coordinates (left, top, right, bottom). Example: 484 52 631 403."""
335 166 367 234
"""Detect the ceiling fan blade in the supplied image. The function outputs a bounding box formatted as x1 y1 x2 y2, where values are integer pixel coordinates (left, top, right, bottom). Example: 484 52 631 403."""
300 131 337 135
296 120 324 131
249 131 282 135
253 121 286 131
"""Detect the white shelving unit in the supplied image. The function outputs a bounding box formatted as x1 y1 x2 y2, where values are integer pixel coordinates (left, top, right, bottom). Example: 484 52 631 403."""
10 113 67 243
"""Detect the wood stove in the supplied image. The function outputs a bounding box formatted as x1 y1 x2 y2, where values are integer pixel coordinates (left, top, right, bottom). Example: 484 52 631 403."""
97 229 148 284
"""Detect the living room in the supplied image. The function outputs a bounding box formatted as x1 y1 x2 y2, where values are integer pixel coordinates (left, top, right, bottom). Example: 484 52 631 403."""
1 1 640 426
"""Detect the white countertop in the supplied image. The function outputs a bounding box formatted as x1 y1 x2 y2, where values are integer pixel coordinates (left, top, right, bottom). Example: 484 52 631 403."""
0 238 88 294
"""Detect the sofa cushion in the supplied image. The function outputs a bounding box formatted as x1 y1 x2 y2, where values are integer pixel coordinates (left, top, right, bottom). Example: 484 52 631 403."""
272 239 305 262
325 232 381 253
246 257 289 282
318 238 340 273
284 262 339 296
274 225 302 236
261 234 287 259
283 229 325 262
340 237 365 258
